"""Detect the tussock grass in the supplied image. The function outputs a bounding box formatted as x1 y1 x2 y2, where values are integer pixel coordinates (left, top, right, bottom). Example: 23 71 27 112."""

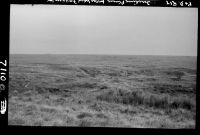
169 97 195 110
97 89 195 110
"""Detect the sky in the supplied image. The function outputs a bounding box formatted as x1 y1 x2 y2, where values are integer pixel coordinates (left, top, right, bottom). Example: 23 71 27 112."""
10 5 198 56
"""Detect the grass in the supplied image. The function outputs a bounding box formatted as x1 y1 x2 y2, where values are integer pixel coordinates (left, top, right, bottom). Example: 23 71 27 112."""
79 120 93 127
97 89 195 111
77 112 93 119
96 113 108 119
9 118 26 125
8 54 196 128
164 70 185 80
40 107 57 114
79 67 101 77
58 81 99 90
89 103 103 111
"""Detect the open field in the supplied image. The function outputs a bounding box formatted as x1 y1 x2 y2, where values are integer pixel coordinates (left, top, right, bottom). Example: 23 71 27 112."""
8 54 196 128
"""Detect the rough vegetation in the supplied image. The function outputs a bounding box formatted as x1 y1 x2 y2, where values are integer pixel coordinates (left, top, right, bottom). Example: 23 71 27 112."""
8 54 196 128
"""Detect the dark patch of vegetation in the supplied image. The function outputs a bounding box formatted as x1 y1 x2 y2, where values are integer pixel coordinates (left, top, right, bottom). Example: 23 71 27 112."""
96 113 108 119
99 85 108 90
48 64 77 71
151 83 195 95
77 112 93 119
79 67 101 77
46 88 60 93
59 81 98 90
169 97 195 110
55 77 75 83
102 69 134 77
35 86 46 94
35 86 61 94
40 107 57 114
107 71 121 77
169 68 196 75
120 108 137 115
164 70 185 80
97 89 195 110
89 103 103 112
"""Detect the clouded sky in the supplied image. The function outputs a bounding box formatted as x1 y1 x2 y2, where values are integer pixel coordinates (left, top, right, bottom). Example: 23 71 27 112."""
10 5 198 56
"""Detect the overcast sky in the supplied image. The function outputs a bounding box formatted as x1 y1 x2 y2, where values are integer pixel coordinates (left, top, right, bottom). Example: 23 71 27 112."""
10 5 198 56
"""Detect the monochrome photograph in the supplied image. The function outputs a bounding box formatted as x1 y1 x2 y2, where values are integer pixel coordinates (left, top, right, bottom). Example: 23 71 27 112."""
9 5 197 128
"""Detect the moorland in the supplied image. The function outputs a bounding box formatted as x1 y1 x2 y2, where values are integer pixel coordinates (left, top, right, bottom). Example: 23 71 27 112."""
8 54 196 128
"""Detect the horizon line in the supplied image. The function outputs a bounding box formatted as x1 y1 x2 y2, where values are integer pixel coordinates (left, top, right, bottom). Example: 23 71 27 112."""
9 53 197 57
